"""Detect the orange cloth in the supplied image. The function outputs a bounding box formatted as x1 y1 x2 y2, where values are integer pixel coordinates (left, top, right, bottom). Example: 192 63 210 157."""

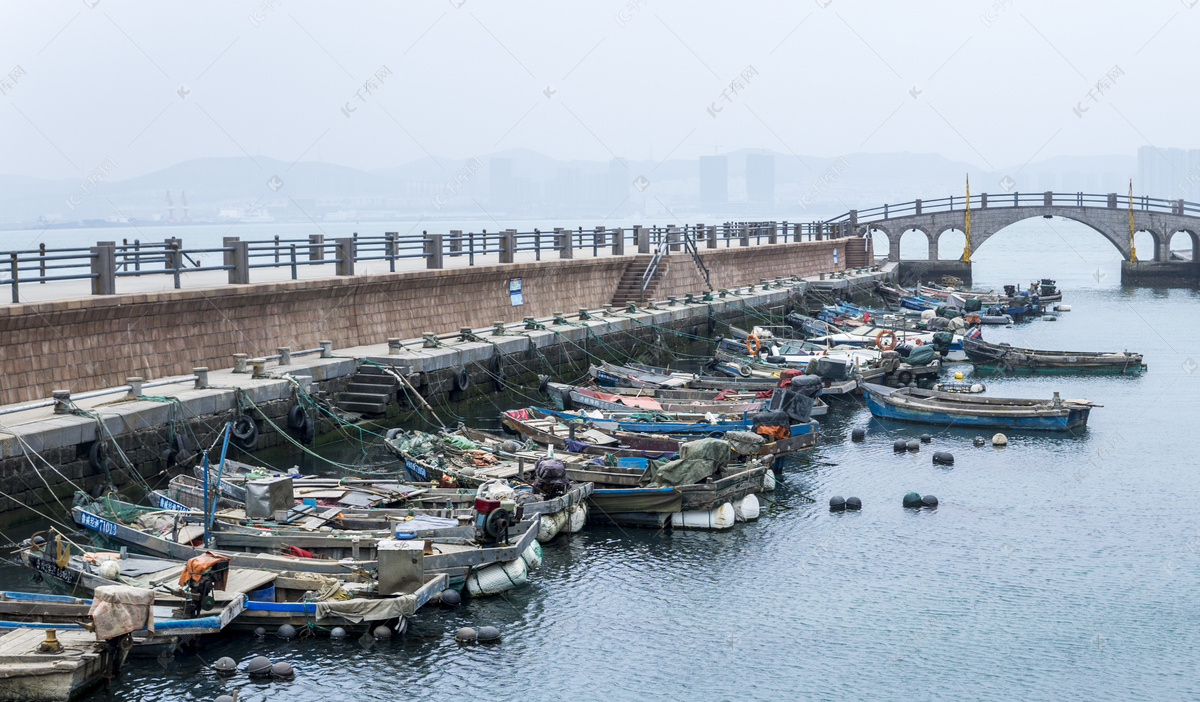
754 425 791 440
178 552 230 590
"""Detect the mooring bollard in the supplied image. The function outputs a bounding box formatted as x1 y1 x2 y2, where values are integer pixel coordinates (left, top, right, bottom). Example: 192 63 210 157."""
52 390 70 414
277 347 291 366
193 367 209 389
388 338 402 355
126 377 144 398
492 322 506 336
320 340 333 358
233 353 249 374
250 358 267 376
422 333 439 349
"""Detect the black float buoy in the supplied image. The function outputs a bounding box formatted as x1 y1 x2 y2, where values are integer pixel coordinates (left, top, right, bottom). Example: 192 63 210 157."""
477 626 501 643
973 436 986 447
893 439 908 452
277 624 296 640
373 625 392 640
440 589 462 607
253 627 266 638
902 492 923 508
212 657 237 674
245 656 273 677
845 496 862 510
906 439 920 452
829 495 846 512
921 495 939 508
920 434 932 443
932 451 954 466
455 627 477 643
270 662 294 679
330 627 346 641
851 428 866 442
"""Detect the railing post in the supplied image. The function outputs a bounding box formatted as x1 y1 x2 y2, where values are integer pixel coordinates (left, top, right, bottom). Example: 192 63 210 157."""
534 229 542 260
385 232 398 272
767 223 778 245
1043 191 1053 207
556 227 573 259
980 193 988 209
308 234 324 261
449 230 463 257
334 237 355 276
636 226 650 254
133 239 142 275
1107 193 1118 208
164 237 182 270
500 229 516 263
290 244 298 279
91 242 116 295
739 224 750 246
274 235 280 264
38 243 46 283
1176 199 1184 215
708 225 718 249
595 226 606 247
668 227 682 252
611 227 625 256
849 210 858 232
914 199 922 215
10 252 19 302
424 232 444 269
223 237 249 284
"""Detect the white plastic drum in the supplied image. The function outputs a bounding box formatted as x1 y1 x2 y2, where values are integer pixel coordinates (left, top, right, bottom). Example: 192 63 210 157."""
566 502 588 533
670 502 735 530
733 494 761 522
466 557 528 597
536 510 568 542
521 541 543 569
762 470 776 491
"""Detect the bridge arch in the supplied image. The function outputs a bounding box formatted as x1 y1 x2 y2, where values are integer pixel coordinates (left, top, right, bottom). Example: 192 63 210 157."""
936 228 966 261
1168 229 1199 262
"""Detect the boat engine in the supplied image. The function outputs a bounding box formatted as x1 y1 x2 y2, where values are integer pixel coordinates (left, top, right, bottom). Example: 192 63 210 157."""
474 497 515 546
178 553 230 618
531 457 571 499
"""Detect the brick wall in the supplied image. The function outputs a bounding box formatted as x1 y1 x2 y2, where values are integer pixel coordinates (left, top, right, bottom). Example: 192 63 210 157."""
655 239 845 299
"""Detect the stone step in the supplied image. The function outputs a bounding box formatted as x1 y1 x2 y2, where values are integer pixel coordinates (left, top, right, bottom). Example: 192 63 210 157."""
347 382 396 395
348 374 398 388
336 400 389 414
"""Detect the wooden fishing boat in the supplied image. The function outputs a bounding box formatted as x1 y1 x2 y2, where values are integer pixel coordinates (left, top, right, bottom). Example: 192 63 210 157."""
17 544 446 635
860 383 1097 431
561 384 769 414
69 501 539 590
962 336 1146 375
0 626 128 701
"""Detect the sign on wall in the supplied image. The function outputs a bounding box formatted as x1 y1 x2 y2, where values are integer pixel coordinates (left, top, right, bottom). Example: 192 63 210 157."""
509 277 523 306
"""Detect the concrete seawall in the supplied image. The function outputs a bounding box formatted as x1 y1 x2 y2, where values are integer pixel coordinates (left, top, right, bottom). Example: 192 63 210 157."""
0 239 847 407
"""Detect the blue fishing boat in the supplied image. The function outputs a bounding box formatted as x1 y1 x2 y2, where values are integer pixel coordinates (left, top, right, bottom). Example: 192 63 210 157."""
860 383 1096 431
532 406 815 437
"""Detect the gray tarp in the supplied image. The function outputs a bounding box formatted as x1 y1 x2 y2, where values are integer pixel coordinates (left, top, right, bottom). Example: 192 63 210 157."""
315 595 416 623
641 438 733 487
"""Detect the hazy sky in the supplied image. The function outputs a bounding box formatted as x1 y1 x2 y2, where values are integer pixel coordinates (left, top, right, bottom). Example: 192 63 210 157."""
1 1 1195 181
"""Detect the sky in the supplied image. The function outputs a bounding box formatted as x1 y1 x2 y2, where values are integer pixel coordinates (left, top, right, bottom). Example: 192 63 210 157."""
1 0 1196 182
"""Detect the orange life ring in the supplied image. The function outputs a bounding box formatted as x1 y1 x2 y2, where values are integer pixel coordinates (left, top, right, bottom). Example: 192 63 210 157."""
914 339 924 346
746 334 762 355
876 330 897 351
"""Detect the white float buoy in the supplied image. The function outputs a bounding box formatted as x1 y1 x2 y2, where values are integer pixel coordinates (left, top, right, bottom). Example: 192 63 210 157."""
992 433 1008 446
670 502 736 530
1056 304 1071 311
566 503 587 533
733 494 761 521
762 470 776 491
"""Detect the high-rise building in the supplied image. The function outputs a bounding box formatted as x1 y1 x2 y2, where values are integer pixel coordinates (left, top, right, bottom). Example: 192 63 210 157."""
745 153 775 203
699 155 728 206
489 157 513 208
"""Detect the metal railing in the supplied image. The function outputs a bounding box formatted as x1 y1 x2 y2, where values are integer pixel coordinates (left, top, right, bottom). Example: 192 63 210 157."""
0 220 855 303
825 191 1200 225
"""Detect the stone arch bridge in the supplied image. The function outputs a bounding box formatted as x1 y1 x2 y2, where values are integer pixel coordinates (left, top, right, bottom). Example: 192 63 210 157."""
825 192 1200 285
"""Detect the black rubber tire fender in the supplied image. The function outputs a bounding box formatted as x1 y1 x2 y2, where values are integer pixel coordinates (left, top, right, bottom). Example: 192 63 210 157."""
88 441 109 471
230 414 259 449
453 367 471 392
287 404 306 430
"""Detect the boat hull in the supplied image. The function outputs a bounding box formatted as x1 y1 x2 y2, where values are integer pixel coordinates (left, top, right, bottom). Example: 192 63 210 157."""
861 386 1091 432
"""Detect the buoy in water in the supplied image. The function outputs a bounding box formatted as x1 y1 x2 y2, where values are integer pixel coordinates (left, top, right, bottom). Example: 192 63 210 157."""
455 627 477 643
845 496 862 510
439 589 462 607
330 627 346 640
477 626 501 643
733 494 760 521
246 656 273 676
906 439 920 452
992 433 1008 446
921 495 939 508
277 624 296 640
212 657 236 674
216 696 235 702
1056 304 1071 312
1043 315 1057 321
373 625 392 640
953 371 964 380
270 662 294 679
932 451 954 466
920 434 932 443
903 492 923 508
829 495 846 512
893 439 908 452
851 428 866 442
973 436 986 447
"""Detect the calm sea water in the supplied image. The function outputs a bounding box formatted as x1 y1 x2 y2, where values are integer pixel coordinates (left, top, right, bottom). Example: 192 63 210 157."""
2 219 1198 701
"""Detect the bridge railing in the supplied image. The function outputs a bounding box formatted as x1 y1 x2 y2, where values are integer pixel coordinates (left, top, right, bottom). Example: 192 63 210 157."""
1 220 861 304
826 192 1200 224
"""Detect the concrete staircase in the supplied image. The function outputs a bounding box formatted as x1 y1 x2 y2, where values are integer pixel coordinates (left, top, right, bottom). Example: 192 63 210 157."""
334 366 398 414
845 237 871 268
611 256 666 307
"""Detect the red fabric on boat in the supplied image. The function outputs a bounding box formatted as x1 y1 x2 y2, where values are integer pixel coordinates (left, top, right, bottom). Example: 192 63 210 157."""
755 390 773 398
776 369 803 387
506 409 530 420
712 389 734 401
283 545 317 559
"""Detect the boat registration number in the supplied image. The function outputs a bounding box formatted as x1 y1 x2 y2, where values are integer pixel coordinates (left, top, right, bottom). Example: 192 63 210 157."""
152 494 188 511
31 555 79 585
77 511 119 537
405 459 427 479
